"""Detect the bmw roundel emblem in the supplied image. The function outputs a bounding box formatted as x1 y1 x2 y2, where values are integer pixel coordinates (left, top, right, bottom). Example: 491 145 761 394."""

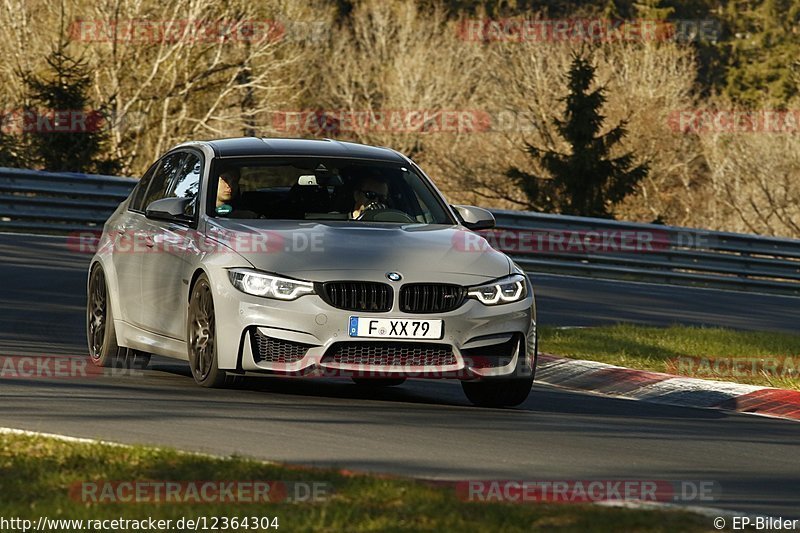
386 272 402 282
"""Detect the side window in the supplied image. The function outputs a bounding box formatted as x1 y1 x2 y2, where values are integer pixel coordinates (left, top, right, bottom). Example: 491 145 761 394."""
140 152 185 210
129 162 159 212
166 152 202 218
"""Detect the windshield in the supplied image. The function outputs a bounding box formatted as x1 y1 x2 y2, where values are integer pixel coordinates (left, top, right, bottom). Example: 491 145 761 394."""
208 157 454 224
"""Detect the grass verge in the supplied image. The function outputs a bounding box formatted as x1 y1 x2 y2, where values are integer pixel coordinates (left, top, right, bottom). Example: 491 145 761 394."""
539 324 800 390
0 432 712 532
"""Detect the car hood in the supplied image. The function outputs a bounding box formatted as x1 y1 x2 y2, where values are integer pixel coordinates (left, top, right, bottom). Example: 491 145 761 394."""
206 219 511 284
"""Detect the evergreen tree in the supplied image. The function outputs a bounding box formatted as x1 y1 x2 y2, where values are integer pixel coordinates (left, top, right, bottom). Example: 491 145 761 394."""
21 39 121 174
507 52 648 218
721 0 800 106
0 129 24 168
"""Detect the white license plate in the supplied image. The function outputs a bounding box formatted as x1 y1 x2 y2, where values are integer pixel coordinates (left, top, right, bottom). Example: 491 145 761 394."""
348 317 443 339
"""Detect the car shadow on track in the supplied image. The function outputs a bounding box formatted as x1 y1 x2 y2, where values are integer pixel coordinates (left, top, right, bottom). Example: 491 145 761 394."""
150 358 470 408
145 358 755 423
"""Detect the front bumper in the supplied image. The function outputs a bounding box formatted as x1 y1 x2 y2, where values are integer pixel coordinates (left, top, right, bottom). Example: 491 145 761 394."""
210 271 536 380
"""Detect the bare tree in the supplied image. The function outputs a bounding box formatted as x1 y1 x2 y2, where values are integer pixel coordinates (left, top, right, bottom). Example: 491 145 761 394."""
3 0 797 239
703 130 800 237
0 0 331 174
82 0 328 174
306 1 488 158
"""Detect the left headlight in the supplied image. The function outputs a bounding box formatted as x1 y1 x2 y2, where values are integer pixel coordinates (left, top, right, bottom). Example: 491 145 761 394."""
228 269 315 300
467 274 527 305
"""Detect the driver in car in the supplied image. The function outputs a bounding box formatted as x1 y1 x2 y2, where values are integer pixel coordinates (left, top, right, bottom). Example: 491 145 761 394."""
351 176 390 219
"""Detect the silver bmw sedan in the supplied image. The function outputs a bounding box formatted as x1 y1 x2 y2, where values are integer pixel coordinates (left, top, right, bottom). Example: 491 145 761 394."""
87 137 537 407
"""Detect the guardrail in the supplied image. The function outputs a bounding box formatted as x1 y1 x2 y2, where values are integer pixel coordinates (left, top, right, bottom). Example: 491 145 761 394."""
0 167 136 233
491 210 800 295
1 166 799 295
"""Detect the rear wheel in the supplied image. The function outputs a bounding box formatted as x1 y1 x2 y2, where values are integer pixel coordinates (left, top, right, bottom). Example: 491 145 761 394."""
88 266 152 370
351 377 406 387
187 274 235 388
87 266 121 367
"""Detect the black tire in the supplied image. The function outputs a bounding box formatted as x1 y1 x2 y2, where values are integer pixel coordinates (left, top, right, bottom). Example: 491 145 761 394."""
187 274 235 388
461 376 534 408
87 265 121 367
461 333 537 408
351 377 406 387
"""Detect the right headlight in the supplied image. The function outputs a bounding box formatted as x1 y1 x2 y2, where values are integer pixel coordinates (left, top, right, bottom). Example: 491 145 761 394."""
466 274 527 305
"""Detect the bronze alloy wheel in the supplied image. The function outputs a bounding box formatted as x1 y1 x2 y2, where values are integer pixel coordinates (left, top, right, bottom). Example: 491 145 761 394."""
86 265 124 367
188 274 234 387
87 265 150 369
87 266 108 362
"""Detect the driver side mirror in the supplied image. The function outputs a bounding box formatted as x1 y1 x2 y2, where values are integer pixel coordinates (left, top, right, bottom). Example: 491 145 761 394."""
145 197 193 222
452 205 495 230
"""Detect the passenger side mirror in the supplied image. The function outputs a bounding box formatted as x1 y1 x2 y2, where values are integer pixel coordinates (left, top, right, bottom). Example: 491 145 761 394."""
452 205 495 230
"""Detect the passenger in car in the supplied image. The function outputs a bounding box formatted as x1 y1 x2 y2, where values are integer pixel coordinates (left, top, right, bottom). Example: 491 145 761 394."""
215 168 259 218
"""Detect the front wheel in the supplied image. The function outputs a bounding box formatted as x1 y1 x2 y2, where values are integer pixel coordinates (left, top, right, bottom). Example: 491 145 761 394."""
461 334 536 407
187 274 234 388
87 265 152 371
461 377 533 407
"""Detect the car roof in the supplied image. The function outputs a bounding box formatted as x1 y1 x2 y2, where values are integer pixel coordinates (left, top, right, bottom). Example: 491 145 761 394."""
187 137 407 163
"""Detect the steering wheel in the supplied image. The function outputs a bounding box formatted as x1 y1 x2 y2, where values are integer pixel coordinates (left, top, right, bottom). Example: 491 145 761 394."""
357 208 415 223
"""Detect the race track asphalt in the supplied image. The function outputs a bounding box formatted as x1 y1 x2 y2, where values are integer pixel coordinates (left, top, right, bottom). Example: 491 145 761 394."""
1 232 799 518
